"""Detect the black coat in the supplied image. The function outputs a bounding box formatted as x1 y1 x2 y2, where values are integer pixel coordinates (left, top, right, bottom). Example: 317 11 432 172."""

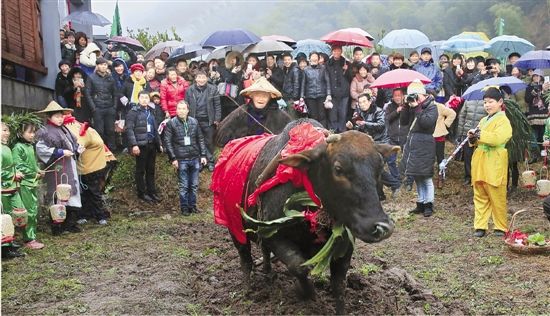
352 106 388 143
400 97 438 177
55 72 71 107
267 66 284 92
185 83 222 126
300 65 331 99
85 71 117 111
125 105 162 148
282 63 300 100
442 66 463 100
384 101 408 146
163 116 207 162
326 57 352 98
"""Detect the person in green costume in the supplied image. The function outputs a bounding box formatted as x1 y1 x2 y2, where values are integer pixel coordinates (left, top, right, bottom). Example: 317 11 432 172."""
1 122 25 258
12 121 45 249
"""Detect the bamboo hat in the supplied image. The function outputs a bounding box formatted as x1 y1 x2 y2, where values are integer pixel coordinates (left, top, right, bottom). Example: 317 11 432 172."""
240 77 282 99
37 101 73 114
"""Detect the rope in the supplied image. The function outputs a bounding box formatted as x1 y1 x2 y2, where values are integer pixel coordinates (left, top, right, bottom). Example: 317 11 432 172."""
224 96 274 135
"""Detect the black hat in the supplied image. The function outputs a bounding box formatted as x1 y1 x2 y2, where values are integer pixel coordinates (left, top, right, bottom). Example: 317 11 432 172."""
421 47 432 55
58 59 71 68
96 57 108 65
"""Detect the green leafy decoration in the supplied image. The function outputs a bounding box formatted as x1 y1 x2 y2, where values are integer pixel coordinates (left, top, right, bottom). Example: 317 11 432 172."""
526 233 547 246
504 99 532 163
1 112 43 147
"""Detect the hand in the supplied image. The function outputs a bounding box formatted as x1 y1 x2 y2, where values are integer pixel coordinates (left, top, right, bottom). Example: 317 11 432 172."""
165 113 170 119
467 129 477 139
200 158 208 166
409 101 418 108
456 69 464 76
14 172 23 182
132 146 140 156
480 69 487 75
37 170 45 179
397 106 403 113
213 121 219 128
172 160 179 170
346 121 353 129
343 63 348 71
356 120 366 126
266 69 272 76
543 82 550 91
63 150 74 157
159 145 164 153
326 95 332 102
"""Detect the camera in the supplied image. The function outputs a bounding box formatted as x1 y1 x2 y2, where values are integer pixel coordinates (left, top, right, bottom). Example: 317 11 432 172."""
532 84 542 95
485 65 493 71
406 93 418 104
212 65 217 72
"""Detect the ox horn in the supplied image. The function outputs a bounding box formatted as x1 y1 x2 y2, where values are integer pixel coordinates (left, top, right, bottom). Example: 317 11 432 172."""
326 134 341 143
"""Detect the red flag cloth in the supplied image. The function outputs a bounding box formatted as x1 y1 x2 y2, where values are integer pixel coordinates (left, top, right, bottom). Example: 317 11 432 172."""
211 134 276 244
247 123 326 208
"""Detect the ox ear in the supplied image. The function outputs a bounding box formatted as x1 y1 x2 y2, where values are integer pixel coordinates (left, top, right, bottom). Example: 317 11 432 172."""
375 144 400 158
279 143 326 168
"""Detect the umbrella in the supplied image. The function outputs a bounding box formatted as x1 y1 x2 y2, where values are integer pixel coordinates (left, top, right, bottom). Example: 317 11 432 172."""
205 44 250 61
441 32 489 53
484 35 535 58
167 43 213 65
106 36 145 51
462 76 528 100
144 41 184 60
416 40 445 61
513 50 550 70
378 29 430 49
292 39 331 58
320 28 374 47
261 35 297 46
200 29 261 47
242 40 293 55
369 69 431 89
62 11 110 26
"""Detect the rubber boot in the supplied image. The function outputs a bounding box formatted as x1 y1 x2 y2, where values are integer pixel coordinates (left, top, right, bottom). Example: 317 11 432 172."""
423 202 433 217
409 202 424 214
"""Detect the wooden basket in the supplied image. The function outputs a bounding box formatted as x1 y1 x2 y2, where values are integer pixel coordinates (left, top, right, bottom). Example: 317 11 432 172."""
504 209 550 255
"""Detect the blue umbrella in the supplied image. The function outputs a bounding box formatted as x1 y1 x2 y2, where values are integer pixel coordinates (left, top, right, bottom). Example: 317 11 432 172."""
292 39 331 58
167 43 213 65
484 35 535 58
62 11 111 26
441 37 488 53
378 29 430 49
513 50 550 70
462 76 528 100
200 29 261 47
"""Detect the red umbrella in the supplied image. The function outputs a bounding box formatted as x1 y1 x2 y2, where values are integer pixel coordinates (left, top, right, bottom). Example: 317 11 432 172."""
261 35 297 46
321 28 374 47
369 69 431 89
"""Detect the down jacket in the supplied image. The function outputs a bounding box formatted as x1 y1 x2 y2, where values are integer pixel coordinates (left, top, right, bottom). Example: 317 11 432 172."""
400 96 438 177
163 116 207 162
413 60 442 93
352 106 389 143
84 70 116 111
300 64 331 99
160 76 190 117
282 63 300 100
456 100 486 138
125 105 161 148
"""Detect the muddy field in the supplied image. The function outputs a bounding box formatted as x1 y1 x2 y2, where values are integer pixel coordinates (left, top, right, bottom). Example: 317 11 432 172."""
2 154 549 315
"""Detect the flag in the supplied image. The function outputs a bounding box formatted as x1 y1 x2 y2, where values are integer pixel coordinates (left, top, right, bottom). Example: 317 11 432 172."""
497 18 505 36
110 1 122 37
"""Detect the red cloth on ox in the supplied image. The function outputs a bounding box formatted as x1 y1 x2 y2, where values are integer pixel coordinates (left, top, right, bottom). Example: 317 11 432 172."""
247 123 326 208
211 134 276 244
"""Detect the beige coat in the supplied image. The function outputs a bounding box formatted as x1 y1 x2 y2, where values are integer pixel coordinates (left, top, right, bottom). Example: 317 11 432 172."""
79 42 100 68
433 103 457 137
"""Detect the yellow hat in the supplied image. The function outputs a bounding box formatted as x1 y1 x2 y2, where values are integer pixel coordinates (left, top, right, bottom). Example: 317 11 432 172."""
240 77 282 99
37 101 73 114
406 79 426 95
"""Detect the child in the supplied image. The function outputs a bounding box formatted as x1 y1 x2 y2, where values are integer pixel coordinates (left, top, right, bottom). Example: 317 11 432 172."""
468 87 513 237
12 121 45 249
35 101 82 235
1 122 25 257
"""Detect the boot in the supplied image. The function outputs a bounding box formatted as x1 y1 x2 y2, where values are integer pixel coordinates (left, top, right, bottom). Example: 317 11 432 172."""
423 202 433 217
409 202 424 214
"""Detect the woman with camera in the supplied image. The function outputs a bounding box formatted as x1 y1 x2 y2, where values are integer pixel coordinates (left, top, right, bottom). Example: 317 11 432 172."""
526 69 550 154
64 67 91 123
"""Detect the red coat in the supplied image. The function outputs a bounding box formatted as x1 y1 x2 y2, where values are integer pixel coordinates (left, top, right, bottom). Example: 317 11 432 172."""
160 76 189 117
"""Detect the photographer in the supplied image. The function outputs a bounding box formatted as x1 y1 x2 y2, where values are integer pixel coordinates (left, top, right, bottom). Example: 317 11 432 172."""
472 58 504 84
400 80 438 217
526 69 550 153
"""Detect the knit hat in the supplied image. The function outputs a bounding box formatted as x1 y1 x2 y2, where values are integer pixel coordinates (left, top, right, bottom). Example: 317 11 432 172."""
407 79 426 95
421 47 432 55
112 59 125 68
96 57 108 65
37 101 73 114
130 63 145 73
240 77 282 99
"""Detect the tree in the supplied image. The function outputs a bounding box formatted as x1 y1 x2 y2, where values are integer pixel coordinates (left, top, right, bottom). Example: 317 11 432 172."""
126 27 183 52
489 3 526 37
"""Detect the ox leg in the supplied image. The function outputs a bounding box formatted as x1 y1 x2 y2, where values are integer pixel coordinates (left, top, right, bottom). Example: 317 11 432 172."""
330 249 353 315
260 242 272 274
267 239 315 300
231 235 253 287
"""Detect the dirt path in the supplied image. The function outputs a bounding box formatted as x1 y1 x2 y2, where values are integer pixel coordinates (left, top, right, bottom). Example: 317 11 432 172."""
2 156 549 315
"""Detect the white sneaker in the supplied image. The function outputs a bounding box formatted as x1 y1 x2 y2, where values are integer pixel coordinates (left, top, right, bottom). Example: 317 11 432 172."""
98 219 108 225
77 219 88 225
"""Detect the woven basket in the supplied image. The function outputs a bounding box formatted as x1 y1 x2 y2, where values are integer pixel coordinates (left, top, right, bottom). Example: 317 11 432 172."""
504 209 550 255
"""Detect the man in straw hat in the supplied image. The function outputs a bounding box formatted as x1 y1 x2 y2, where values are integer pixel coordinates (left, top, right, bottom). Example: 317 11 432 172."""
215 77 291 147
35 101 82 235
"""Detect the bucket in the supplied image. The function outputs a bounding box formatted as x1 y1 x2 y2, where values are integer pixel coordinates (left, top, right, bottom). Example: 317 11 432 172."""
50 192 66 224
1 213 15 244
522 162 537 189
56 173 72 202
12 207 28 227
537 167 550 197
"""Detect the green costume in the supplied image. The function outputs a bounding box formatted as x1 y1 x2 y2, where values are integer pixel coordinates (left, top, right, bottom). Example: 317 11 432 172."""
12 141 40 241
1 144 25 246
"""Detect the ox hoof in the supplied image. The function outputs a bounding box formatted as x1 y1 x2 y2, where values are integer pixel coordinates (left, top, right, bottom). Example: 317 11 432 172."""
295 281 316 301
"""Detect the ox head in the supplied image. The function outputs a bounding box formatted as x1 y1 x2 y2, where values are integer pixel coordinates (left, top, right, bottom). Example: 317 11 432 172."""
279 131 397 243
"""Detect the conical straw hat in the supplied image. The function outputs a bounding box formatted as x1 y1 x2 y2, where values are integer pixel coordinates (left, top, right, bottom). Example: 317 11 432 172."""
240 76 282 99
37 101 73 114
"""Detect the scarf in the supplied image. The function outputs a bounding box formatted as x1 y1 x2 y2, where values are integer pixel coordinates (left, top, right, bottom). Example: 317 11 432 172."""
74 86 82 108
130 74 146 104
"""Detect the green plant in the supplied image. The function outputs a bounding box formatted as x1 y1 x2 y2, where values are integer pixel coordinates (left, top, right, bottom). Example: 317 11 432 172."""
126 27 182 52
480 255 504 266
1 112 43 146
526 233 547 246
359 263 381 276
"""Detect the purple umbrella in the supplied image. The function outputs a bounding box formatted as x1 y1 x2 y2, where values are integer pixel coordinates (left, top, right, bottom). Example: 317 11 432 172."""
462 76 527 100
105 36 145 51
200 29 261 47
513 50 550 70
